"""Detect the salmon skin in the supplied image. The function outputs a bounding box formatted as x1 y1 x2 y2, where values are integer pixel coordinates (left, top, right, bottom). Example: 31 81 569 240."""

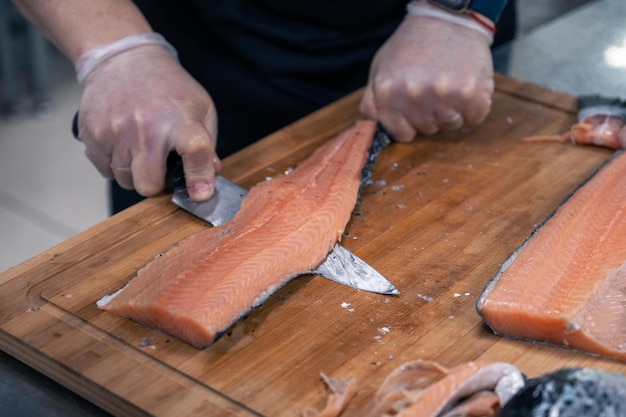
98 119 379 348
477 150 626 362
498 368 626 417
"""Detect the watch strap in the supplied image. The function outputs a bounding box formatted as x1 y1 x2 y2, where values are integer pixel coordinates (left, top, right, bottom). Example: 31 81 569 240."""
469 0 508 23
407 1 494 43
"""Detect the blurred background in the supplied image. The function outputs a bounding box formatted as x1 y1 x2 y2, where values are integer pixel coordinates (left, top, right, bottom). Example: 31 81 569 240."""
0 0 593 273
0 1 108 273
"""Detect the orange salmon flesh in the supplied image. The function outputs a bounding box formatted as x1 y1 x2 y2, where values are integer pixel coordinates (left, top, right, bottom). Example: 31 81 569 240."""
477 150 626 362
98 119 377 348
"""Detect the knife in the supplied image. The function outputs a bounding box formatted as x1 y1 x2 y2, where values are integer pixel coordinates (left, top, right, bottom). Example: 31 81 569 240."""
166 152 399 296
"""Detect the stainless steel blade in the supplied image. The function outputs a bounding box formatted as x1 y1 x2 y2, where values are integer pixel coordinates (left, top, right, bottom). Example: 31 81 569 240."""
172 176 247 226
171 176 399 295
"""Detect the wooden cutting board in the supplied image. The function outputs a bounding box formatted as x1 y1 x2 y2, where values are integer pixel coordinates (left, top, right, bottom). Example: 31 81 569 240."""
1 74 623 416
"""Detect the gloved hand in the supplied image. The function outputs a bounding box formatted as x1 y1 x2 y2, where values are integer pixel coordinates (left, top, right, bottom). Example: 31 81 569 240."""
76 38 220 201
360 10 494 141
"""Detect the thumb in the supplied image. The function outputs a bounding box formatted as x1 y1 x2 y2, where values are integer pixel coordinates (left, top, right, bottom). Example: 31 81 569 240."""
171 121 219 201
359 85 379 120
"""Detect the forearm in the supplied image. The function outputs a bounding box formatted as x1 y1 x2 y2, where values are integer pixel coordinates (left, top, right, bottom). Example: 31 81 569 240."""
11 0 152 63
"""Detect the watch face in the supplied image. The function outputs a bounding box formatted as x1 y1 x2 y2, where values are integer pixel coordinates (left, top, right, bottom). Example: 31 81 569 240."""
429 0 471 12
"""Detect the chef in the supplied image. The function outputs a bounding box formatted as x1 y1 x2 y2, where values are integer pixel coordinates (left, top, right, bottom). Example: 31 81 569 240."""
11 0 515 213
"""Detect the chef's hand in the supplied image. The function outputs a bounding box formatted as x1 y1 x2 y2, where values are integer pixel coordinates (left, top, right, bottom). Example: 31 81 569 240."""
76 43 220 201
360 12 494 141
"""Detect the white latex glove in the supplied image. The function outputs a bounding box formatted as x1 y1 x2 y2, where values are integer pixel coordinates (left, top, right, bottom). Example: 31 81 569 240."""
360 12 494 141
77 42 220 201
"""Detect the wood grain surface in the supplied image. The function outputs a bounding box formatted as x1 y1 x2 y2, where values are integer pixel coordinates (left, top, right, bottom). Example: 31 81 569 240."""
1 74 623 417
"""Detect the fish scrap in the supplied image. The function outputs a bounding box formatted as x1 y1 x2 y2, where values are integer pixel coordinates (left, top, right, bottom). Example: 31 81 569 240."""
498 368 626 417
305 360 626 417
524 95 626 149
304 359 524 417
301 374 358 417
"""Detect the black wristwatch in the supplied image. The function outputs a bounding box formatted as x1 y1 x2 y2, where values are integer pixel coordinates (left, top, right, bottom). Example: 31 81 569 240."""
426 0 508 23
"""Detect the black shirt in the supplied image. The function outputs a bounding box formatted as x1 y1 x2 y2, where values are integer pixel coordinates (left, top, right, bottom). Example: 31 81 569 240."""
112 0 516 213
134 0 409 155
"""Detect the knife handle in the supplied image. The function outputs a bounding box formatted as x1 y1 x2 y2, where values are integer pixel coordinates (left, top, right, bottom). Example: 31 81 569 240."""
72 111 79 140
165 152 186 191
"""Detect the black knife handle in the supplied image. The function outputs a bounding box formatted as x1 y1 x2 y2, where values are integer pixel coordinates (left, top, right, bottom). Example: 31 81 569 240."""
165 152 186 191
72 111 79 140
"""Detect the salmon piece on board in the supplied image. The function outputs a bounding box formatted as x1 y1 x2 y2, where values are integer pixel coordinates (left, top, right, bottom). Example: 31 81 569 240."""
362 359 523 417
477 150 626 362
302 359 524 417
98 119 377 348
523 95 626 149
301 373 358 417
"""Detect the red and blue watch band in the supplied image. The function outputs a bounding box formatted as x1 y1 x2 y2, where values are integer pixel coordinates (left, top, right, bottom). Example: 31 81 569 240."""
469 0 508 24
426 0 508 24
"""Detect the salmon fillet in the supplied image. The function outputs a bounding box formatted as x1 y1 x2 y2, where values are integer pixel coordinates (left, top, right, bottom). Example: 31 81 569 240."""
98 119 377 348
477 150 626 361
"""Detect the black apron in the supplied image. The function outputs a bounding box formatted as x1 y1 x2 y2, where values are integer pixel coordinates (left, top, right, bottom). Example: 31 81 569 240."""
112 0 516 213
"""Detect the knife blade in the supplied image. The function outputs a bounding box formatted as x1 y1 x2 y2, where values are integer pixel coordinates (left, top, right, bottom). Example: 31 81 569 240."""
166 153 399 295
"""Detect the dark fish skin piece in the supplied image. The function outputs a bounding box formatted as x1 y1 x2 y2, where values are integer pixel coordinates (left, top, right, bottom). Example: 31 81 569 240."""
357 123 391 204
497 368 626 417
576 94 626 117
